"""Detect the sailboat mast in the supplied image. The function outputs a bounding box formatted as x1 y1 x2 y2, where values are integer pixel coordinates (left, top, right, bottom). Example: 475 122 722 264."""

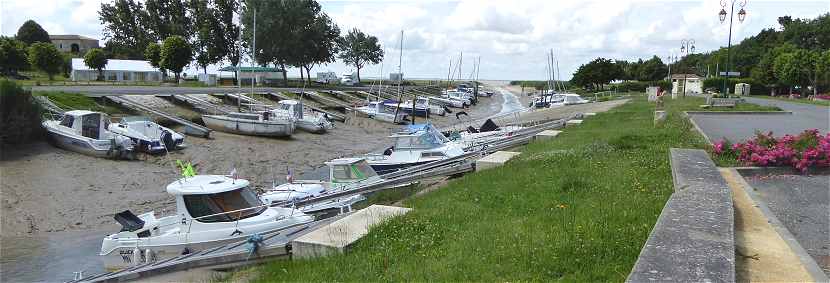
393 30 404 124
250 8 256 99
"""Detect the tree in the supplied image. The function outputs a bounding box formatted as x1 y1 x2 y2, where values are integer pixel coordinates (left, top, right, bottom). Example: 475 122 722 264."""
243 0 313 85
296 4 339 83
336 28 383 83
99 0 153 59
27 42 63 80
639 56 668 82
191 0 226 73
215 0 240 79
16 20 50 45
160 36 192 83
144 42 164 78
144 0 192 42
0 37 29 75
774 49 819 95
84 48 108 81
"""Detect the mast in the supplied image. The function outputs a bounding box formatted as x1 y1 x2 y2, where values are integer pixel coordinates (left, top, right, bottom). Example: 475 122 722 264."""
250 8 256 99
393 30 404 124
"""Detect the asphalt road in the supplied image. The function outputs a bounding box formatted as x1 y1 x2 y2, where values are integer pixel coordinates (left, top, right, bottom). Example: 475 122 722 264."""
743 173 830 276
690 97 829 142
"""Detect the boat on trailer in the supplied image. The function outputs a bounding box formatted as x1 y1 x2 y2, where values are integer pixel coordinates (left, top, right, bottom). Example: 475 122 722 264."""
549 93 590 107
260 158 384 216
362 123 465 175
202 111 295 137
99 175 314 271
446 119 524 151
42 110 136 159
108 116 186 154
270 100 333 134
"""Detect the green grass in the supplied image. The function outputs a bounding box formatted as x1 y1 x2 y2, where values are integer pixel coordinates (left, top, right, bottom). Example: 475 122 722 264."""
33 91 128 114
749 95 830 107
244 96 711 282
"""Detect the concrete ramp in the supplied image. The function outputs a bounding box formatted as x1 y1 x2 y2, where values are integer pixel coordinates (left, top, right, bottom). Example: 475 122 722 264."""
291 205 411 259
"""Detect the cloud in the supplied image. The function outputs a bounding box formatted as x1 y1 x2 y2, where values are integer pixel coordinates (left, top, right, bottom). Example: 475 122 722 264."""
2 0 828 80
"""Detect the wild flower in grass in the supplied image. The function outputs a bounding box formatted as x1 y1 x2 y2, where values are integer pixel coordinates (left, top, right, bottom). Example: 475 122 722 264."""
712 129 830 173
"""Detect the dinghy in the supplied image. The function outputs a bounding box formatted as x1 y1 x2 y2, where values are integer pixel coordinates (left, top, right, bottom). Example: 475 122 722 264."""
363 123 465 174
100 175 314 271
202 111 295 137
260 158 383 216
447 119 524 151
270 100 333 134
108 116 185 154
42 110 136 159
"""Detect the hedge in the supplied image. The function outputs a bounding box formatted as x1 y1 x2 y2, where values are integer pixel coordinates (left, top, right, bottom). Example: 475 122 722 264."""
702 77 772 96
1 80 44 147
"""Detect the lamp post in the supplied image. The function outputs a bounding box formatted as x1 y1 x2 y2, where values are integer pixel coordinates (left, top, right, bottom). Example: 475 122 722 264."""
680 39 695 98
719 0 747 95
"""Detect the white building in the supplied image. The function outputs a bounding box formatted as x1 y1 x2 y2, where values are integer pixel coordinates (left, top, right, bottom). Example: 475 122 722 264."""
70 58 162 82
671 74 702 95
217 66 286 85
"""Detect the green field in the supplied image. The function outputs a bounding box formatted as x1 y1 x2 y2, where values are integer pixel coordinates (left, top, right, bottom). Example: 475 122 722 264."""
33 91 129 114
235 96 712 282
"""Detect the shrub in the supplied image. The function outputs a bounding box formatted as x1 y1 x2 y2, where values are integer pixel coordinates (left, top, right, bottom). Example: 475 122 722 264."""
0 80 43 146
712 129 830 172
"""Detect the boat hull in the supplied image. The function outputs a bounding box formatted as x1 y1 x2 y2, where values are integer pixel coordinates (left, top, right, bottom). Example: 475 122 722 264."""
296 120 327 134
369 160 432 175
202 115 294 137
44 126 135 159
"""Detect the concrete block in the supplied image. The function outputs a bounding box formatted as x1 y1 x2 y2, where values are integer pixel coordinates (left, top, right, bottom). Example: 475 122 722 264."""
534 130 562 141
476 151 521 171
566 119 583 126
291 205 411 259
654 110 666 125
583 112 597 117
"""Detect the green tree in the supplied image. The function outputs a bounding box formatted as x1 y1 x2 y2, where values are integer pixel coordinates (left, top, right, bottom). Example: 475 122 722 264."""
144 0 192 42
99 0 153 59
336 28 384 84
639 56 668 82
215 0 240 79
774 49 819 95
84 48 108 81
0 37 29 75
160 36 192 83
191 0 225 73
296 4 339 83
0 80 43 146
15 20 50 45
27 42 63 80
143 42 164 78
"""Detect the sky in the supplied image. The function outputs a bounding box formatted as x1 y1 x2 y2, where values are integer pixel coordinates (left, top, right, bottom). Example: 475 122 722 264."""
1 0 828 80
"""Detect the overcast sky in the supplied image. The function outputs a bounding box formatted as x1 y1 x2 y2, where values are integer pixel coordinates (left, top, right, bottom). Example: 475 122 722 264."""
1 0 828 80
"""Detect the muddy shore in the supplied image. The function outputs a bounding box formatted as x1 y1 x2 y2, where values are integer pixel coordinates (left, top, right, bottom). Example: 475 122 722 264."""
0 87 504 237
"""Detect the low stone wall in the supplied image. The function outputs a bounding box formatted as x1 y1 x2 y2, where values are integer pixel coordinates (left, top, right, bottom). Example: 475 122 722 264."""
626 148 735 282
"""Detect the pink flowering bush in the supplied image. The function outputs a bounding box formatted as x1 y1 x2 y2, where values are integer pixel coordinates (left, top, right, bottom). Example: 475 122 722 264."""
712 129 830 172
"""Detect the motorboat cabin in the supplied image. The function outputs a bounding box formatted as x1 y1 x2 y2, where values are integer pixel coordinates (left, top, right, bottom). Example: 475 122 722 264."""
356 100 407 123
42 110 136 159
363 123 465 174
272 100 333 134
100 175 313 270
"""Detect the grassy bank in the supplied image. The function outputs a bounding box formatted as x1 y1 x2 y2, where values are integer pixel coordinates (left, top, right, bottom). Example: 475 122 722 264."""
242 96 709 282
33 91 128 114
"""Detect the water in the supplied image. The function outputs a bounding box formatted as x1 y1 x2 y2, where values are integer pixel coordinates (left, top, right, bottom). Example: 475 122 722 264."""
1 229 110 282
494 86 527 116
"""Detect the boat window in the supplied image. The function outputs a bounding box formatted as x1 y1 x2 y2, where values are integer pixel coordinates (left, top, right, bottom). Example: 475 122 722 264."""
81 114 101 139
60 115 74 127
354 160 378 179
279 103 291 111
332 165 360 182
184 187 266 223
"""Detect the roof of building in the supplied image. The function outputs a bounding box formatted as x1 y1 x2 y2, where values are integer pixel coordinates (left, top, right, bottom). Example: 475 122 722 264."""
670 74 702 79
71 58 159 72
217 66 286 72
166 175 249 195
50 34 98 41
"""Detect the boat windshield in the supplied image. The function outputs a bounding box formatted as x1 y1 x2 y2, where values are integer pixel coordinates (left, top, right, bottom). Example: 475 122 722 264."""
184 187 266 223
332 160 378 183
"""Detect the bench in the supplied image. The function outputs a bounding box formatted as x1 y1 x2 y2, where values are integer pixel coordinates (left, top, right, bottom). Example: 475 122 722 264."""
701 97 739 108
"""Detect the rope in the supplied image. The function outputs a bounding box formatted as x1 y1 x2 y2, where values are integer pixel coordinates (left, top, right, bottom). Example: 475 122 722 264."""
245 233 264 260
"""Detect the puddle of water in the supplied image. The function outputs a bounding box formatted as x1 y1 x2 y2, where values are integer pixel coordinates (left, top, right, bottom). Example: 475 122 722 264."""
1 229 111 282
494 87 527 116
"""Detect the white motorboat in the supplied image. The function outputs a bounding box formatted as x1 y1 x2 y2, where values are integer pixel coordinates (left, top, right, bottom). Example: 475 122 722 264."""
100 175 314 271
446 119 524 151
260 158 383 215
271 100 333 134
42 110 136 159
441 90 472 106
549 93 590 107
355 100 407 123
384 99 429 117
108 116 186 154
363 123 465 174
202 111 295 137
427 96 464 108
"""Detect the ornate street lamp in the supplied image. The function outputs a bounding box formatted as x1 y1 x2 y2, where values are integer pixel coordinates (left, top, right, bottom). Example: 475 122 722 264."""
720 0 747 95
680 39 695 98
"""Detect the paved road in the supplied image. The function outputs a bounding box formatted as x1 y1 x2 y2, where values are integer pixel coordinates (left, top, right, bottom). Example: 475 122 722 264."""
690 97 829 142
743 173 830 276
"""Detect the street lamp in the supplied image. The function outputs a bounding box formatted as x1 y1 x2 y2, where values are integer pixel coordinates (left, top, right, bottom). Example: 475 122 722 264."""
680 39 695 98
720 0 747 95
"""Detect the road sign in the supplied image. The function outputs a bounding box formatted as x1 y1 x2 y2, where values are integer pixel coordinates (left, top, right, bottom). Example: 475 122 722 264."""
719 71 741 77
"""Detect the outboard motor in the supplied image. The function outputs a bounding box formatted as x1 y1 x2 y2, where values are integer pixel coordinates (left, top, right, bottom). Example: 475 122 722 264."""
383 146 394 156
114 210 145 232
161 130 176 150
